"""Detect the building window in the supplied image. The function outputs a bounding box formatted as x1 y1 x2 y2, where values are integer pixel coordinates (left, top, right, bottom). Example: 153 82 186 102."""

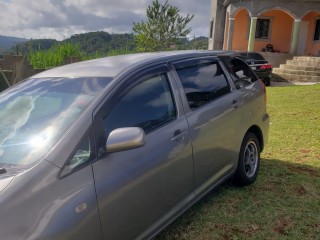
314 19 320 41
255 19 270 39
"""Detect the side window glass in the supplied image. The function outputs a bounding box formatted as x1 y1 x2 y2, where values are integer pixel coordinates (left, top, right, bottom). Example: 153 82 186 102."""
103 74 176 135
220 57 258 89
176 61 230 109
61 134 93 176
230 58 258 82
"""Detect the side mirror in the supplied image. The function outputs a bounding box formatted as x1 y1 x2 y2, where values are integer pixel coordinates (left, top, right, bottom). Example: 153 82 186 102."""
106 127 146 153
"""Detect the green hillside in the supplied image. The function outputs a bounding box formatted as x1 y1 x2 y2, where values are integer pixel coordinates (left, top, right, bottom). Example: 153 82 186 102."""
65 32 136 55
7 32 135 56
13 31 207 55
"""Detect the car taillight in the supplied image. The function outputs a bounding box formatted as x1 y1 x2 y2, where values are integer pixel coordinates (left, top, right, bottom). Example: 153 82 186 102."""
260 64 272 70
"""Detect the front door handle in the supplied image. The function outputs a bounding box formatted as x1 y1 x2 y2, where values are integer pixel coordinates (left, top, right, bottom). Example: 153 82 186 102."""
171 130 185 142
232 99 239 108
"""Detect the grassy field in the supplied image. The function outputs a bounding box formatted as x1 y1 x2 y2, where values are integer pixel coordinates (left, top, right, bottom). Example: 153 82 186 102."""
156 84 320 240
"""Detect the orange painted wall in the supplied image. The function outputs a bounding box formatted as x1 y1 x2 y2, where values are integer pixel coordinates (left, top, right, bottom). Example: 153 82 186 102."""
226 7 320 55
232 9 249 50
303 12 320 56
254 10 293 53
229 9 293 53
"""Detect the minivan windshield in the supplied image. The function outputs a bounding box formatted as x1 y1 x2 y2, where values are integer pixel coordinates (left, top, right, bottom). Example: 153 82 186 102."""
0 77 111 170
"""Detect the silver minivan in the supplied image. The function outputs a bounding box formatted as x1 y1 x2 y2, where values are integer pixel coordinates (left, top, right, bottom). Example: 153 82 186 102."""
0 51 269 240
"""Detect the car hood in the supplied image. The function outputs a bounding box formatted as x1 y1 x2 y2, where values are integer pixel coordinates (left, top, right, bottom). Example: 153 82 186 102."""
0 176 14 194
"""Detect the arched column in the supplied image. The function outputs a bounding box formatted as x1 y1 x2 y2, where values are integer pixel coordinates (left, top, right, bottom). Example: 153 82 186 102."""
247 17 257 51
290 19 301 54
227 17 235 50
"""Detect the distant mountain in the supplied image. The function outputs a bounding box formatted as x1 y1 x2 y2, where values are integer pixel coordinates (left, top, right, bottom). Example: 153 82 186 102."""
3 31 208 56
64 31 136 54
11 31 137 56
14 39 58 54
0 35 28 49
191 36 209 50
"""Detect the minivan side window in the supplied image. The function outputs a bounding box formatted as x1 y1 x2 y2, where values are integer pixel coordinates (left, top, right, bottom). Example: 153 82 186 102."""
175 61 230 109
103 74 176 135
61 132 94 176
229 58 258 82
220 56 258 84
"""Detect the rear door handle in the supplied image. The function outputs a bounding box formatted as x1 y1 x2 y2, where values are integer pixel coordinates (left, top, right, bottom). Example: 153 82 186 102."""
232 99 239 108
171 130 185 142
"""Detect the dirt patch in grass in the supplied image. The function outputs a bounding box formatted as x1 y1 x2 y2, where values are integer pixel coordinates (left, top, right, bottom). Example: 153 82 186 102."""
259 180 278 191
300 148 311 154
273 218 293 235
286 164 320 177
232 224 259 235
294 185 307 196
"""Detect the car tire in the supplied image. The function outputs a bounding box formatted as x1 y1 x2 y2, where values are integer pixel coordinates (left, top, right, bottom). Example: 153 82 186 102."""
233 132 260 186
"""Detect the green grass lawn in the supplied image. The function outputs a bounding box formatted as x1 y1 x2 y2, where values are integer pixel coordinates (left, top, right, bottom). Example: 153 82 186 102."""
156 84 320 240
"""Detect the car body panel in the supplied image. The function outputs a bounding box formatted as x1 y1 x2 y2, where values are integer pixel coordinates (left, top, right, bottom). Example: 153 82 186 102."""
0 50 269 240
91 65 194 239
0 175 14 193
184 90 241 193
170 57 243 193
171 57 268 195
93 118 194 240
0 160 102 240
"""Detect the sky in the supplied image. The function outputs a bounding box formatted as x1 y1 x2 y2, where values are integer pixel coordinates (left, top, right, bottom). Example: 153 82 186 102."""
0 0 211 40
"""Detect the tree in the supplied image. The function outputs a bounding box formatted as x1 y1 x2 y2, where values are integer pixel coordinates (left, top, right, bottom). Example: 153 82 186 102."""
133 0 194 52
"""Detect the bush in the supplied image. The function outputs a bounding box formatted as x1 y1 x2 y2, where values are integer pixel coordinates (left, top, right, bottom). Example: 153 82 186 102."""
29 43 82 69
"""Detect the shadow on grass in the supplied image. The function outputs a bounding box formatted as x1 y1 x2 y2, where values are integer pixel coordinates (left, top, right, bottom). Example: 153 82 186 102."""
155 158 320 240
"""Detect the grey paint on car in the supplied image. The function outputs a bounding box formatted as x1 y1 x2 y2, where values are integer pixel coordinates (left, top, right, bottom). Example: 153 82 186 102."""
0 51 269 240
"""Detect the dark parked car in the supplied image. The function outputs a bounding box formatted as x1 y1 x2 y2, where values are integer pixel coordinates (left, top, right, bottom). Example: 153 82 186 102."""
238 52 272 86
0 51 269 240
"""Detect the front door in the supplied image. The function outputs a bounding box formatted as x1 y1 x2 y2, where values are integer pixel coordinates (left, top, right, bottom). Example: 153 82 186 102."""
92 67 193 240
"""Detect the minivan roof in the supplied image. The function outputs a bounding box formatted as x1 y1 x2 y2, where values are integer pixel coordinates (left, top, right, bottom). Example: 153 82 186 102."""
32 50 233 79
